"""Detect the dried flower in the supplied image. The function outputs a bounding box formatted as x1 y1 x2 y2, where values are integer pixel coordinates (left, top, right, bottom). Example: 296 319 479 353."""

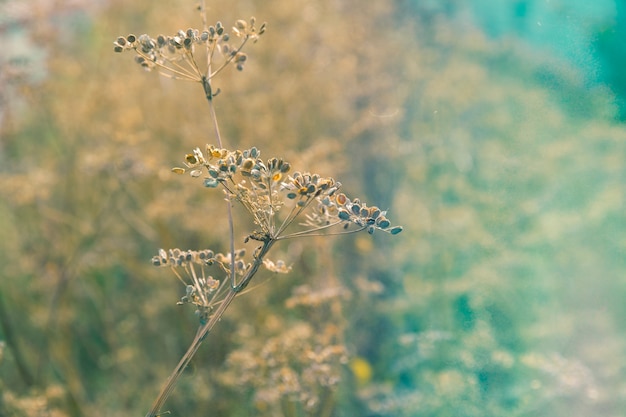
114 17 266 85
171 144 402 239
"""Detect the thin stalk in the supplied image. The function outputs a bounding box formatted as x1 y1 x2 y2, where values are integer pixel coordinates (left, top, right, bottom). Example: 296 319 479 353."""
277 222 367 240
144 288 237 417
202 76 238 289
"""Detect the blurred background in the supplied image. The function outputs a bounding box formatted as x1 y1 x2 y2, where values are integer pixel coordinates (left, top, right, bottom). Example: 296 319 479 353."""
1 0 625 416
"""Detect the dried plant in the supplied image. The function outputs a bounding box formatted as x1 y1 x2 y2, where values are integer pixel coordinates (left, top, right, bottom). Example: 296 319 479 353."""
114 2 402 416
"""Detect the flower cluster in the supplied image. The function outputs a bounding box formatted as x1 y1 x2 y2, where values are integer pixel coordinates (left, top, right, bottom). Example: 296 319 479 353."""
172 145 403 238
333 193 403 235
151 248 215 267
113 17 265 81
151 247 252 320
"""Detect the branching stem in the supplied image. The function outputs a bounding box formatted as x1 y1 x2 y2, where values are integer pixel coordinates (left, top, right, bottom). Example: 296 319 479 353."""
145 239 275 417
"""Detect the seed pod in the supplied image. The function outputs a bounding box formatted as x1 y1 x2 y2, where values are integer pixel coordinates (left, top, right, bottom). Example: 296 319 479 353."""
204 178 219 188
338 209 351 221
242 158 255 170
389 226 403 235
185 153 198 165
376 217 390 229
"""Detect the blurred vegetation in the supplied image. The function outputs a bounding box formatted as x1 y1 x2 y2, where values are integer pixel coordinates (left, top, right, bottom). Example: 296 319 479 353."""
1 0 625 416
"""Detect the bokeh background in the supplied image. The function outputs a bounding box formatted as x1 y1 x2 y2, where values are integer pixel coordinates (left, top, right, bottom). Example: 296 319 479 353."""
1 0 625 416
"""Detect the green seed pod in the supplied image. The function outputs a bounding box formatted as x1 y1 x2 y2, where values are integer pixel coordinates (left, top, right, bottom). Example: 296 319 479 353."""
389 226 403 235
376 217 390 228
185 153 198 164
338 209 351 221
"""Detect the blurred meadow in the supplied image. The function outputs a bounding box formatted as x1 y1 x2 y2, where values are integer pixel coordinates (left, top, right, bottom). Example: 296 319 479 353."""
1 0 625 416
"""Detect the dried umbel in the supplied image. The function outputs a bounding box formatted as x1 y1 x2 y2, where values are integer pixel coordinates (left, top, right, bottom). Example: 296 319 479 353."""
172 144 403 240
114 17 265 98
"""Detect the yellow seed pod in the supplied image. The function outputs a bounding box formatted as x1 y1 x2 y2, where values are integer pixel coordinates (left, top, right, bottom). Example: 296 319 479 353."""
171 167 186 174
